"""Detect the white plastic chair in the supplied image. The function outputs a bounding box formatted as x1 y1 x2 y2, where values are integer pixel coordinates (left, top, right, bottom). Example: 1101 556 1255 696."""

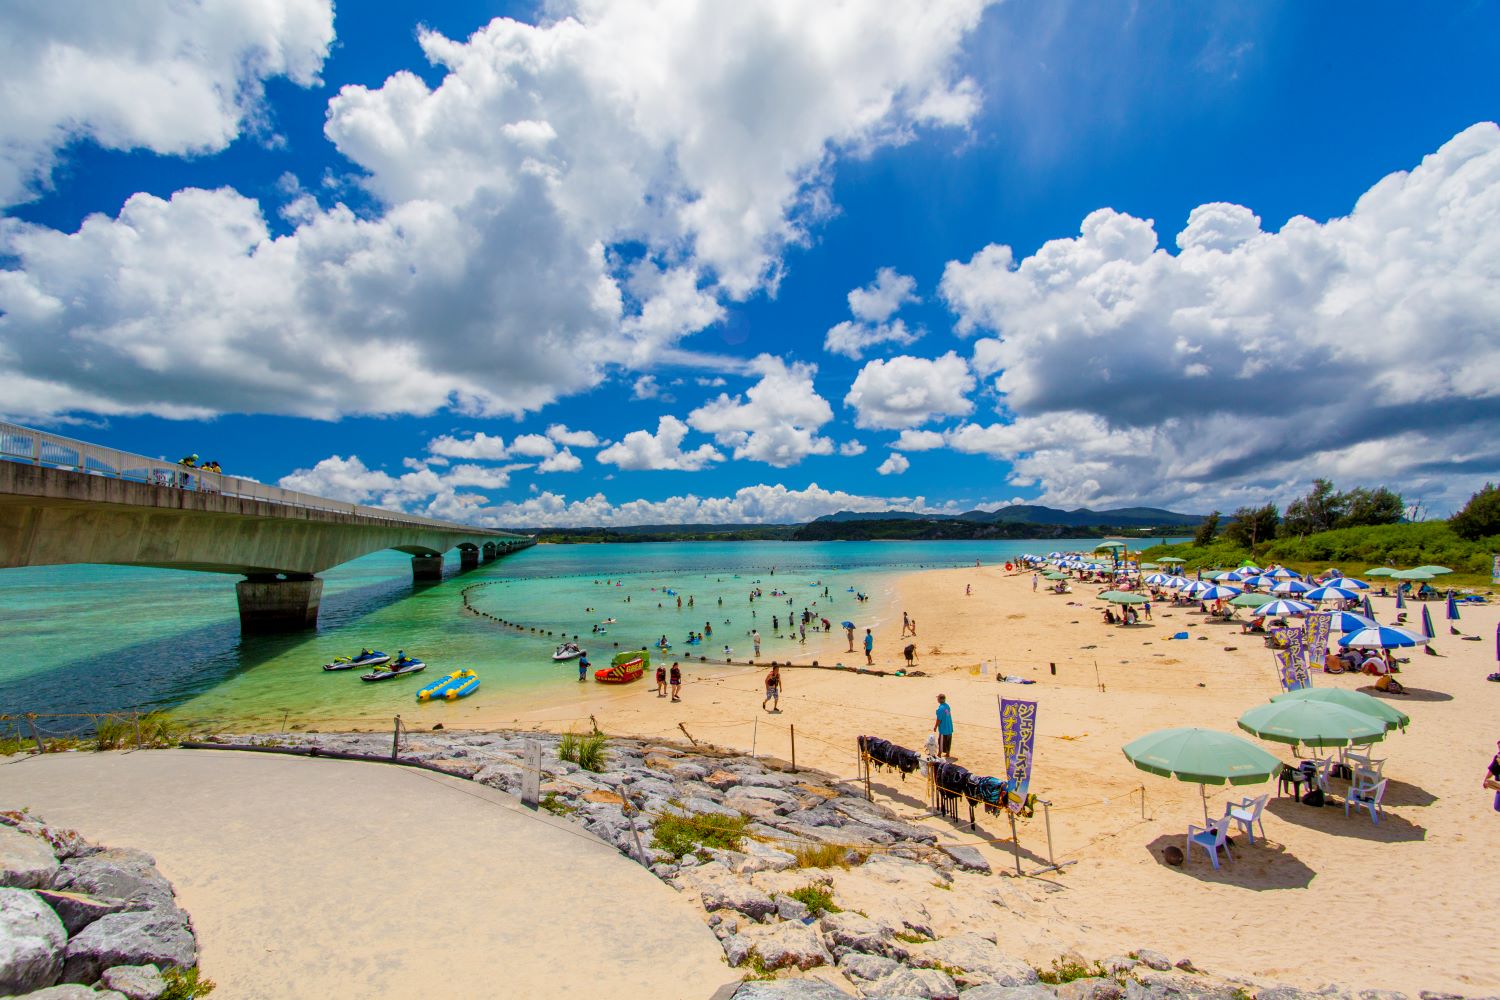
1186 816 1233 869
1345 778 1388 824
1225 793 1268 844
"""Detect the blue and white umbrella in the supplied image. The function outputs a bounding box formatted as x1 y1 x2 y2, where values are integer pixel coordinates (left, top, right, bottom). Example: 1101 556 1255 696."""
1165 576 1193 590
1304 584 1360 602
1263 567 1301 579
1420 605 1436 640
1338 625 1428 649
1331 577 1370 590
1222 569 1253 582
1145 573 1175 586
1197 584 1242 601
1446 593 1461 621
1243 575 1278 589
1329 611 1378 633
1270 579 1312 595
1181 580 1214 596
1252 599 1314 617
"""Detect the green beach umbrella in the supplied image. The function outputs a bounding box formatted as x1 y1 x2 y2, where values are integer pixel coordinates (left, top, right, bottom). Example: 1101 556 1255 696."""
1390 569 1435 581
1269 688 1409 732
1122 727 1283 821
1412 565 1453 575
1099 590 1148 604
1043 570 1068 580
1229 592 1269 607
1237 700 1387 749
1140 562 1159 570
1158 557 1187 565
1095 540 1128 550
1238 560 1262 569
1365 567 1397 577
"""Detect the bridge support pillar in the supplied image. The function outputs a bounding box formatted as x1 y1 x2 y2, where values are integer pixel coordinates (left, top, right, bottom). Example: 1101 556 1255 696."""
412 554 443 583
482 542 498 562
236 574 323 633
459 545 480 570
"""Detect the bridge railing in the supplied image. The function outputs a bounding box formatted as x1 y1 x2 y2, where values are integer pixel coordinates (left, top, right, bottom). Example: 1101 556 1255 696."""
0 420 529 538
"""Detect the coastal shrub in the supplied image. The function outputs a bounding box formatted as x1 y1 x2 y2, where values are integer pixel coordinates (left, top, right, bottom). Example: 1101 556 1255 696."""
558 731 579 764
159 967 217 999
784 883 841 916
1450 482 1500 541
651 809 750 858
539 792 575 817
791 842 855 869
741 950 777 981
1037 956 1106 984
557 730 609 772
93 715 131 750
137 710 181 748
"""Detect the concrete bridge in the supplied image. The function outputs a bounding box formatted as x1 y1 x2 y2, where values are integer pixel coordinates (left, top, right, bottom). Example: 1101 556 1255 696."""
0 422 533 632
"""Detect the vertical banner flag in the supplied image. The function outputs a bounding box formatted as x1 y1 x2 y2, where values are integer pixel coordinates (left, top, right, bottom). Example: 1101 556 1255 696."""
1271 625 1310 691
1306 612 1331 672
999 697 1039 813
1492 553 1500 585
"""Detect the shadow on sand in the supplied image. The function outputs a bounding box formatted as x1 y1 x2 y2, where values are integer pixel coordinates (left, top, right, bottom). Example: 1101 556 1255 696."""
1144 832 1314 889
1266 795 1426 843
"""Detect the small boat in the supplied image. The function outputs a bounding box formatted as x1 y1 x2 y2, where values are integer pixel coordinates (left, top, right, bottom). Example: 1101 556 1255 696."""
361 657 426 682
552 642 586 662
324 649 390 671
595 650 648 685
417 670 480 702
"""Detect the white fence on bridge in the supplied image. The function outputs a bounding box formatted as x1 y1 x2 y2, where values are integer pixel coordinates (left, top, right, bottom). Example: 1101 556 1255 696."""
0 420 527 538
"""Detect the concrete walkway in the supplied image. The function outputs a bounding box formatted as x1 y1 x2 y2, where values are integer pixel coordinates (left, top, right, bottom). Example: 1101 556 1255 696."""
1 750 734 999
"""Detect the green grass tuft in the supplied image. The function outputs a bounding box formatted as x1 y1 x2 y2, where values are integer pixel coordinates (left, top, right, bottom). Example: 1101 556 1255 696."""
791 842 855 869
784 883 841 917
558 729 609 772
651 808 751 858
1037 957 1106 985
159 967 216 999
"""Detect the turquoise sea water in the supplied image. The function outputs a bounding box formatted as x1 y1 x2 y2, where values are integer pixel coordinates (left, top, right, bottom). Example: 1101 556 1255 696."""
0 539 1122 729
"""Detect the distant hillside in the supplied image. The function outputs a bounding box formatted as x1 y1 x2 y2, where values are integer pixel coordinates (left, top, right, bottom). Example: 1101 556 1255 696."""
815 504 1203 528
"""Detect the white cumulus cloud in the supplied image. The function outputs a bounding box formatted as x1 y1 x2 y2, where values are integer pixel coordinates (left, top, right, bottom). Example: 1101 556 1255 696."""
877 452 910 475
596 415 724 471
687 355 834 466
546 424 603 448
844 352 975 430
824 267 923 359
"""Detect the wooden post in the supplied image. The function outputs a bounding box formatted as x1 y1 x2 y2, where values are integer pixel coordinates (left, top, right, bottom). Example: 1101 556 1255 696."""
589 714 601 736
677 722 698 748
521 740 541 809
790 725 797 773
751 717 758 757
391 716 402 760
26 713 43 755
623 802 649 865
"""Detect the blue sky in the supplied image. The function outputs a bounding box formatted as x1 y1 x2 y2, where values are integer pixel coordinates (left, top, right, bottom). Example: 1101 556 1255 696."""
2 1 1497 525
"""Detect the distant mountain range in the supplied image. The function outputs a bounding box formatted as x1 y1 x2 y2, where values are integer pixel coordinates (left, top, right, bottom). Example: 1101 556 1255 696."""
813 505 1204 528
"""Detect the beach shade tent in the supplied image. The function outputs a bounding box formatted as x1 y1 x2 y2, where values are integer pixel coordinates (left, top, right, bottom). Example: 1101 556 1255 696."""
1338 625 1428 649
1420 605 1436 640
1197 585 1242 601
1270 579 1313 595
1304 584 1361 602
1230 592 1272 608
1271 688 1409 732
1252 599 1315 618
1390 569 1436 582
1043 571 1069 580
1122 727 1283 822
1365 567 1397 577
1158 557 1187 565
1329 611 1379 633
1413 566 1453 575
1099 590 1148 604
1237 701 1388 750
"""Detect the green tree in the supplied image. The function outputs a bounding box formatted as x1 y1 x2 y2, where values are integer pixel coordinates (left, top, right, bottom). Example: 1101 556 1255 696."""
1282 479 1343 537
1193 510 1221 548
1339 486 1404 528
1223 504 1280 548
1450 482 1500 541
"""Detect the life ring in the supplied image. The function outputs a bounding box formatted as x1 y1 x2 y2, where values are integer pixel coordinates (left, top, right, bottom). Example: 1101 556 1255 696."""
1004 562 1013 572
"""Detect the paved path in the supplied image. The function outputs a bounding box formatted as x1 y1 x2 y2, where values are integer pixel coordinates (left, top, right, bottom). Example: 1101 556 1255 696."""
1 749 734 999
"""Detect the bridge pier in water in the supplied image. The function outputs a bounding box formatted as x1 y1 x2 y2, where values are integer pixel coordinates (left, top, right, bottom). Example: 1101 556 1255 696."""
459 544 480 571
482 542 498 562
236 574 323 633
411 554 443 583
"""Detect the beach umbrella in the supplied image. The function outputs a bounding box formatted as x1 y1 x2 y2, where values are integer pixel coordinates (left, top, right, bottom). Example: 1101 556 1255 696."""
1390 569 1435 581
1395 589 1406 609
1122 727 1283 822
1222 569 1252 582
1099 590 1148 604
1328 611 1378 633
1270 688 1409 731
1095 541 1127 550
1238 701 1388 749
1413 565 1453 575
1447 592 1461 625
1304 584 1360 602
1145 573 1174 586
1238 560 1261 570
1263 567 1301 579
1181 580 1213 596
1270 579 1312 595
1197 585 1241 601
1252 599 1314 617
1325 568 1344 578
840 620 854 629
1365 567 1397 577
1420 605 1436 640
1362 595 1375 618
1158 557 1186 565
1330 576 1369 590
1230 593 1270 608
1338 625 1427 649
1043 571 1068 580
1140 562 1159 570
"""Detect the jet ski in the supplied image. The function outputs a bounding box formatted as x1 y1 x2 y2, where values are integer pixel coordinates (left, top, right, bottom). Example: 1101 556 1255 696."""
553 642 586 662
361 656 426 682
324 649 390 671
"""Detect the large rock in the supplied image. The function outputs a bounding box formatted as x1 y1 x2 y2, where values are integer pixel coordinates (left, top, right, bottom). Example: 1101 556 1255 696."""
679 796 741 819
0 827 60 890
820 911 905 960
838 950 902 983
958 986 1058 1000
864 966 960 999
50 854 174 911
14 987 127 999
938 844 992 874
34 889 134 936
60 909 196 985
741 841 797 873
732 980 856 1000
725 789 794 819
0 888 67 995
910 934 1039 988
1055 980 1124 1000
724 921 833 971
473 763 522 792
99 964 167 1000
1133 951 1172 972
700 880 777 920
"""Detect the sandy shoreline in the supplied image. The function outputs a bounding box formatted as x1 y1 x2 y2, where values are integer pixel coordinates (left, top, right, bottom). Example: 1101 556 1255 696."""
233 561 1499 994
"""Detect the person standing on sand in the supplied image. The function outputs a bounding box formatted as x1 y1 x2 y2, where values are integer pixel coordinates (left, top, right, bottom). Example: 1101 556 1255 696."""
965 584 971 596
1032 573 1038 592
901 611 911 636
933 694 954 757
864 628 874 665
846 624 855 651
655 664 667 697
763 666 782 712
903 643 916 669
1485 741 1500 812
669 662 682 703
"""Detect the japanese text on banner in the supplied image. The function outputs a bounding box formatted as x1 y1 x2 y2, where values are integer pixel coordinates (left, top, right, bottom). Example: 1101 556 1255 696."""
999 697 1038 813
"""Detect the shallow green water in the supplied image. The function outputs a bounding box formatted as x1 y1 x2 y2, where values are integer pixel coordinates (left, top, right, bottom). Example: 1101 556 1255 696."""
0 540 1113 730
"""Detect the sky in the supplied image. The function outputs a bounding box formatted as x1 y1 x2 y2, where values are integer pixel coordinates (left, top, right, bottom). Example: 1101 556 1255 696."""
1 1 1498 527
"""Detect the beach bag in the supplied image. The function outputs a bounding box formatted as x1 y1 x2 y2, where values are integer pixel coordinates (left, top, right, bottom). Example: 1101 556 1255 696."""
1301 788 1325 807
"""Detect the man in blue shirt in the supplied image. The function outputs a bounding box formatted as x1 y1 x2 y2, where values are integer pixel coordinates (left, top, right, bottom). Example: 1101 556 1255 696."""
863 628 874 665
934 694 954 757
